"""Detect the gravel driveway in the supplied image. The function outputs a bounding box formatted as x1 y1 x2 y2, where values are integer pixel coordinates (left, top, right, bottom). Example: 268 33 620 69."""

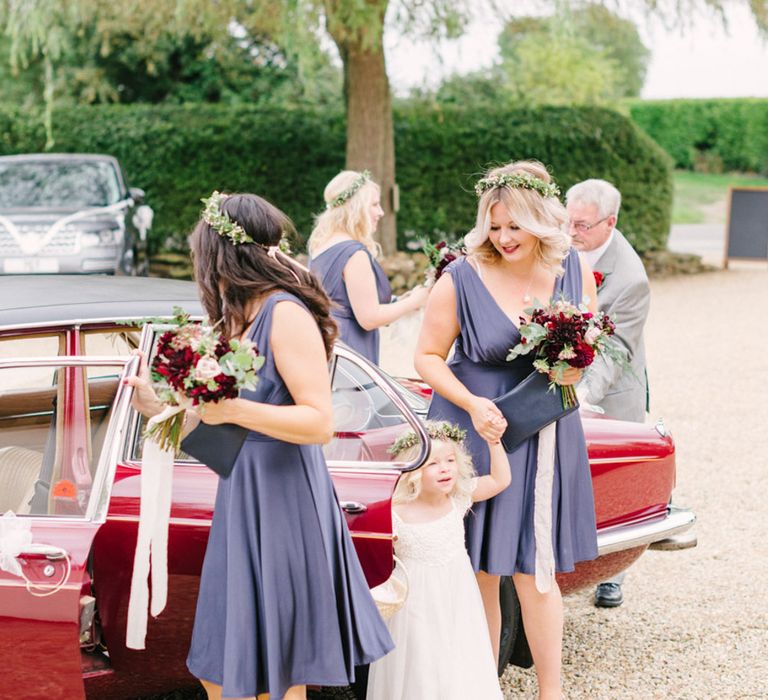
384 264 768 699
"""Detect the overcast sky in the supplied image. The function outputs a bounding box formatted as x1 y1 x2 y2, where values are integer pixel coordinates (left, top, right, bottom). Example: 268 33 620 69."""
383 3 768 99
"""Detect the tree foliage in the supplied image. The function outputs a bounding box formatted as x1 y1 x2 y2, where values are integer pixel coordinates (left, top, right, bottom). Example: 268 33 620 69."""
0 5 341 110
434 3 651 108
499 4 651 99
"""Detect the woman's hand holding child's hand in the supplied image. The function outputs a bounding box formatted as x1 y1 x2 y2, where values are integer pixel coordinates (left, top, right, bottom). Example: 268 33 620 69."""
467 396 507 443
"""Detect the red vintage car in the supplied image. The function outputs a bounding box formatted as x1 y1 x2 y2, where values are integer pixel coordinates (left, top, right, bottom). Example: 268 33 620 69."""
0 275 695 700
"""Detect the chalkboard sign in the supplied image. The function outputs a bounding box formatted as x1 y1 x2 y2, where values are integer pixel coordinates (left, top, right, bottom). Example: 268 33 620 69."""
725 187 768 266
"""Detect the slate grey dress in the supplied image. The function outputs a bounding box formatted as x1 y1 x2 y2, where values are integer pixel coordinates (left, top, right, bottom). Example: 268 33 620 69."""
309 240 392 365
186 292 393 698
427 250 598 575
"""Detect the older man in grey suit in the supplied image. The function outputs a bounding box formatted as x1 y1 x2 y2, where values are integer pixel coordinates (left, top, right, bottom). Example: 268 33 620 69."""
566 178 650 607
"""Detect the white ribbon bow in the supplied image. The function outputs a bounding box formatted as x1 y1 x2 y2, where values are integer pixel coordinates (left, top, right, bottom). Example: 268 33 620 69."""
0 511 34 577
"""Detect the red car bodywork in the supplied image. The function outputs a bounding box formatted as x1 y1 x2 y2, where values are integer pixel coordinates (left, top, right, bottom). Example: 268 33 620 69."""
0 277 692 700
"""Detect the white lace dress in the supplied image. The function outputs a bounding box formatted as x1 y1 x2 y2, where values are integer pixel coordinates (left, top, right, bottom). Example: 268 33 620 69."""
366 492 503 700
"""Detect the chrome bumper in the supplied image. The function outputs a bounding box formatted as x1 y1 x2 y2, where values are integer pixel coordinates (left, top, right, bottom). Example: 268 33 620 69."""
597 505 697 556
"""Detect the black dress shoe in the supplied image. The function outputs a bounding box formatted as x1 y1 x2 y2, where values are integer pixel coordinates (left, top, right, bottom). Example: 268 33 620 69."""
594 582 624 608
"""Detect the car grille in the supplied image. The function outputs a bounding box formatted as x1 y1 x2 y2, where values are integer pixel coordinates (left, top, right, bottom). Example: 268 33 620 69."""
0 224 80 256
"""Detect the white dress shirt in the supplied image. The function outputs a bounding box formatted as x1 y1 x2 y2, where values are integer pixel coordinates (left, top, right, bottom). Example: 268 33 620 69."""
582 229 615 269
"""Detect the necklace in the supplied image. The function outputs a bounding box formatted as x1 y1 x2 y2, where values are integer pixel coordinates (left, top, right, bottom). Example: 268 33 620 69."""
522 265 536 304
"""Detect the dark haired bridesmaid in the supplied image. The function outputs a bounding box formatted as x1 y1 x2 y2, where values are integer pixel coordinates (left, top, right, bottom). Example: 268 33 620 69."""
129 192 392 700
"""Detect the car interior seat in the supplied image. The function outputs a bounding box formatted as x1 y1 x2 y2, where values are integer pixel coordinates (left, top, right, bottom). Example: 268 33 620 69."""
0 446 43 514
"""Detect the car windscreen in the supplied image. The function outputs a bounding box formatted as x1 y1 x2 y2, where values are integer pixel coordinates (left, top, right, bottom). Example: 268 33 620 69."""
0 160 122 209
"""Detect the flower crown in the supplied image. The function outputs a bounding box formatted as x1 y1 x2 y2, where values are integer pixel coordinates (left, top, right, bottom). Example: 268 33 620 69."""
475 172 560 199
326 170 372 210
201 191 255 245
388 422 467 457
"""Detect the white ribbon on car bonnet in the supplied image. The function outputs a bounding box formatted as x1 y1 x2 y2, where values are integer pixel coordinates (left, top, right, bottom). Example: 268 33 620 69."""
0 201 128 256
125 405 181 650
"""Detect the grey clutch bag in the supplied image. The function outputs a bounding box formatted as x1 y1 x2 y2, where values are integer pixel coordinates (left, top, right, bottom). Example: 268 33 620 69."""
492 371 579 453
180 378 276 477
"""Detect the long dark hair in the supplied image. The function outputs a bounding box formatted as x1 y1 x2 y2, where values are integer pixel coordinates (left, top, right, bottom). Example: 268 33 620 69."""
190 193 337 358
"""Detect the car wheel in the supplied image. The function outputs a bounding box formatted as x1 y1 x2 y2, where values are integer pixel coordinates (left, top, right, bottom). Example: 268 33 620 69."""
498 575 533 674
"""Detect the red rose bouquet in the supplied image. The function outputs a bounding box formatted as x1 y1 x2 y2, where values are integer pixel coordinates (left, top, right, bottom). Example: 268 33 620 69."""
423 239 466 286
506 298 626 408
147 307 264 452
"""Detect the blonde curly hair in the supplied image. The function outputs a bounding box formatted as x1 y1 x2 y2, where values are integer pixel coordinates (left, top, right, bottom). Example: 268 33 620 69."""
466 160 570 274
392 422 477 506
308 170 381 258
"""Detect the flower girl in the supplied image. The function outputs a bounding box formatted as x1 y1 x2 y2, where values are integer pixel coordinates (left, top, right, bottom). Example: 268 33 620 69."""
367 421 510 700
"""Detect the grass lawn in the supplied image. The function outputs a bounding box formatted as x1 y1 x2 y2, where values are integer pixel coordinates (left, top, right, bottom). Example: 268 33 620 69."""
672 170 768 225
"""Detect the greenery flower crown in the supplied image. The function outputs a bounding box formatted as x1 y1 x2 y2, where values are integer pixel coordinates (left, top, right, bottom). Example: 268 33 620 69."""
475 172 560 200
326 170 372 210
388 422 467 457
201 191 255 245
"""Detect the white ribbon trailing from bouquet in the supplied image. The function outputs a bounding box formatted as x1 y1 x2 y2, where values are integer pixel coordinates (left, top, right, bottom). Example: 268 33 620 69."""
126 405 181 650
534 422 557 594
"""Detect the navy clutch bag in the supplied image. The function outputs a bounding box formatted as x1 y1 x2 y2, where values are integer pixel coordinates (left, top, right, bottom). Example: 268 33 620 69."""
180 378 276 478
492 370 579 453
180 421 248 478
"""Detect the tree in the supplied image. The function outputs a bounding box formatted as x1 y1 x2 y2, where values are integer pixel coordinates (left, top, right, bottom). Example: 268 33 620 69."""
0 0 469 255
2 0 767 253
312 0 471 254
498 4 651 100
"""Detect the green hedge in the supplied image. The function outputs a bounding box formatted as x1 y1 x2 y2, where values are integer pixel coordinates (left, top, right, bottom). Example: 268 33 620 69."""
0 103 672 254
628 98 768 174
395 104 673 253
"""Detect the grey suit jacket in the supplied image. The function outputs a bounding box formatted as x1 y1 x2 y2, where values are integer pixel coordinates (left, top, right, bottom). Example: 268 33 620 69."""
581 229 650 423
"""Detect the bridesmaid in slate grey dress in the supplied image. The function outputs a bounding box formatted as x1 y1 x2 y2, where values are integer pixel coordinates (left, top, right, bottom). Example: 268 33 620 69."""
308 170 428 364
415 161 598 700
130 193 392 700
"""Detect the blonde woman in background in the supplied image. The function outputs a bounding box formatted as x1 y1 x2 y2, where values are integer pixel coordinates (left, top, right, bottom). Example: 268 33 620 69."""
308 170 429 365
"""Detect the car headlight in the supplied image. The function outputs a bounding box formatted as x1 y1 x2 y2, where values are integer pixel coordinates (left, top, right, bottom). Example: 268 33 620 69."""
81 229 121 247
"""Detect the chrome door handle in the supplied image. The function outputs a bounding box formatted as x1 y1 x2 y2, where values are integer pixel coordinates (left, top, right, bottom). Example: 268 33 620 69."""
340 501 368 514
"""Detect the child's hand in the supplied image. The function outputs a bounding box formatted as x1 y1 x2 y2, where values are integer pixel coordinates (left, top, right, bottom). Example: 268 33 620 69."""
473 438 512 502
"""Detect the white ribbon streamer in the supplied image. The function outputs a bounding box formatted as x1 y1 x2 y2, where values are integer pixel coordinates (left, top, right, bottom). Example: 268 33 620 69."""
126 405 181 649
534 422 557 593
0 511 33 577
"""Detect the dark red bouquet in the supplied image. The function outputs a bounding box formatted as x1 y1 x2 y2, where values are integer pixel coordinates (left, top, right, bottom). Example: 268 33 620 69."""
423 239 466 286
507 298 625 408
147 307 264 452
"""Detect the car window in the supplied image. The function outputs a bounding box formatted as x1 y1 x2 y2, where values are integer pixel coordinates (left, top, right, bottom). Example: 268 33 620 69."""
0 335 63 387
325 354 424 468
81 328 141 356
0 333 62 357
0 363 123 517
129 327 425 469
0 160 122 209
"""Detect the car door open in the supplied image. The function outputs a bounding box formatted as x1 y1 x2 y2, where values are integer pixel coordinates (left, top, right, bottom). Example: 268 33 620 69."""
0 355 138 700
